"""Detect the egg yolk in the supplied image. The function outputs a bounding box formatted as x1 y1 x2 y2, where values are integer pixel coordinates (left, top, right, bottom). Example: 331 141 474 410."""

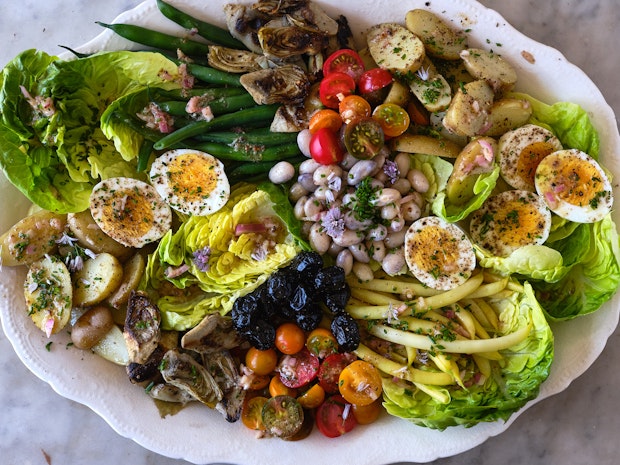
408 226 464 277
516 141 557 188
166 153 219 203
494 201 548 247
545 159 603 206
99 188 154 239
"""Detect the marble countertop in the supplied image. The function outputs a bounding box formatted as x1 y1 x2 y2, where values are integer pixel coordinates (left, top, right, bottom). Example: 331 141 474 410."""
1 1 619 464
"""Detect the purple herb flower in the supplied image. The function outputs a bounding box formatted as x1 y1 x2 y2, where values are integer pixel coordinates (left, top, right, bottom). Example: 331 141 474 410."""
192 246 211 272
383 159 400 184
321 206 345 238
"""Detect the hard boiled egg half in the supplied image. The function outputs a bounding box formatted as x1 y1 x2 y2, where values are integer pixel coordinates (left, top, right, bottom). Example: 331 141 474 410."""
404 216 476 290
534 148 613 223
90 177 172 248
149 149 230 217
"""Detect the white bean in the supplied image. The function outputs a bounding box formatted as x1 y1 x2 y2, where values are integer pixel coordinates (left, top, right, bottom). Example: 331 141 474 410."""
269 161 295 184
297 173 317 192
288 182 308 202
401 200 422 222
382 248 406 276
410 190 425 208
304 196 324 220
314 186 336 202
373 188 402 207
309 222 331 254
328 242 344 257
407 168 430 193
301 221 313 238
380 204 399 220
394 152 411 177
332 229 364 247
374 171 390 184
368 240 386 262
297 129 312 158
347 160 377 185
340 152 359 170
294 196 308 220
336 249 354 275
349 243 370 263
388 215 405 232
370 178 385 190
366 224 388 241
344 210 373 231
384 229 407 248
313 164 343 186
392 177 412 195
299 158 322 175
352 262 374 282
370 152 386 176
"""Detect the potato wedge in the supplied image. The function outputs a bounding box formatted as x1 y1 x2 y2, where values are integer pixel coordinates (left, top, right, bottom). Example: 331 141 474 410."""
446 137 498 205
367 22 425 74
443 80 494 137
383 80 411 107
405 9 468 60
408 57 452 112
1 210 66 266
73 252 123 307
92 324 130 366
67 210 133 261
390 134 462 158
460 48 517 94
24 255 72 336
106 253 146 310
484 98 533 137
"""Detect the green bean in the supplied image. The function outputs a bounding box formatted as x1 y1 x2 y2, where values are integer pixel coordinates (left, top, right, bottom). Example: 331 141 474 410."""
194 128 299 146
157 93 256 116
153 104 280 150
184 62 242 87
190 142 302 162
227 155 305 183
96 21 210 57
137 139 154 172
156 0 246 50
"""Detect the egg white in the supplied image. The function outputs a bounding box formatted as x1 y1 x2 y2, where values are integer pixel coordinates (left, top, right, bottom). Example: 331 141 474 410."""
89 177 172 248
469 189 552 257
149 149 230 217
404 216 476 290
498 124 563 191
534 148 613 223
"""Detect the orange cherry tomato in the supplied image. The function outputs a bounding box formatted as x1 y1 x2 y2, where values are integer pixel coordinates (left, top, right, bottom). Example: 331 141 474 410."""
407 98 431 126
309 109 343 134
247 374 270 390
372 102 410 137
297 383 326 409
275 322 306 355
306 327 338 359
245 347 278 376
269 375 298 398
338 360 383 406
241 396 268 430
352 398 383 425
338 95 371 124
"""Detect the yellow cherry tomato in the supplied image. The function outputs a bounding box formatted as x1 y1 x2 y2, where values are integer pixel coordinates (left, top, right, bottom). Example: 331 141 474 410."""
275 322 306 355
372 102 410 137
245 347 278 376
338 360 383 406
297 383 326 409
352 398 383 425
241 396 268 430
269 375 298 398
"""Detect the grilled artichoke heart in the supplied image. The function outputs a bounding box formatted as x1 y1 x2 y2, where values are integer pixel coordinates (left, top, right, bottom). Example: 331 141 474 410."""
207 46 264 73
181 312 244 352
258 25 328 58
148 383 196 404
160 349 223 408
123 290 161 365
240 64 310 105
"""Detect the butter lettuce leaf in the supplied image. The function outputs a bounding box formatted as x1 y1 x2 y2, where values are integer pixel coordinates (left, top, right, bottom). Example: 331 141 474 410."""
382 282 553 429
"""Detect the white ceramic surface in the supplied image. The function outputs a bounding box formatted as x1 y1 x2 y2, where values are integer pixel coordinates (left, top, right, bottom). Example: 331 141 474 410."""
1 1 619 464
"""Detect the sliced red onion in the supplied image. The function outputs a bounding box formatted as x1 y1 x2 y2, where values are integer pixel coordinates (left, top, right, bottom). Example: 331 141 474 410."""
235 223 267 236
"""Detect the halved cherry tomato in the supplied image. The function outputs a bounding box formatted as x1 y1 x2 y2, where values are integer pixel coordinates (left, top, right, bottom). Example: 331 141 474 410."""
372 103 410 137
241 395 268 430
316 394 357 438
319 72 356 109
278 348 320 389
309 109 343 135
309 127 345 165
269 375 298 398
245 347 278 376
352 398 383 425
407 97 431 126
317 352 357 394
297 383 326 409
323 49 365 83
262 395 305 439
306 327 338 359
338 360 383 406
358 68 393 95
247 373 270 390
338 95 372 124
343 117 385 160
275 322 306 355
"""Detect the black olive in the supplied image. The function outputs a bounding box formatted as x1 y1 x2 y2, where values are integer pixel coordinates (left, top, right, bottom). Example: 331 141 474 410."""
289 283 318 313
330 313 360 352
324 282 351 315
255 283 278 320
231 293 261 331
266 268 299 301
314 265 346 293
243 318 276 350
289 251 324 277
295 302 323 332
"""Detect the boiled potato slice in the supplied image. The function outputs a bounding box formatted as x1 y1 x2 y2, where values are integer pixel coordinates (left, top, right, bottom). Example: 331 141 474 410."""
106 253 146 309
484 98 533 137
405 9 468 60
92 324 130 366
443 80 494 137
367 22 425 74
71 305 115 350
383 80 411 107
67 210 133 261
390 134 462 158
460 48 517 94
24 255 72 336
408 57 452 112
1 210 67 266
446 137 499 205
73 253 123 307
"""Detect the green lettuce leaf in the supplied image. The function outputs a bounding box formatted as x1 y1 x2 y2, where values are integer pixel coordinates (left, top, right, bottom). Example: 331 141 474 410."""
381 282 553 429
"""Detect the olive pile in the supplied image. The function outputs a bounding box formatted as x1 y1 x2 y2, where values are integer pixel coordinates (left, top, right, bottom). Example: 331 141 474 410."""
231 251 360 352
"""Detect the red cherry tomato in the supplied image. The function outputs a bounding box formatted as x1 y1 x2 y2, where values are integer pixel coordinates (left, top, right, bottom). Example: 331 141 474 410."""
358 68 393 95
317 352 357 394
323 49 365 83
309 127 345 165
319 72 356 109
278 348 320 389
316 394 357 438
